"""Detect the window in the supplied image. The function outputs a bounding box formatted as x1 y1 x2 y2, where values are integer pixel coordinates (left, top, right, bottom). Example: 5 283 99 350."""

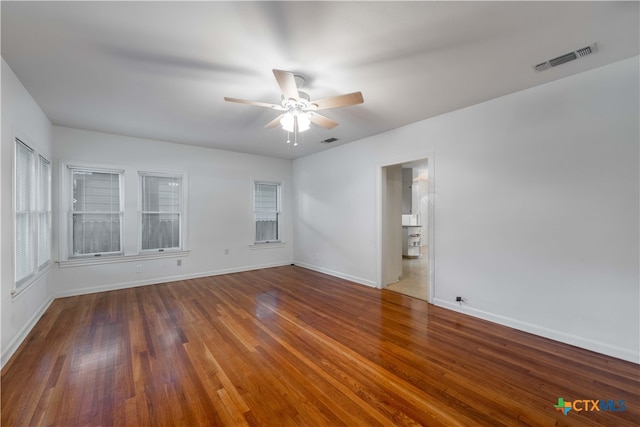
60 164 187 263
14 138 51 288
15 139 34 283
70 167 123 257
254 181 281 243
140 173 182 252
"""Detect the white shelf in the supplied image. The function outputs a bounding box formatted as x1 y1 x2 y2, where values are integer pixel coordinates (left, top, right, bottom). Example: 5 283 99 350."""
402 225 422 258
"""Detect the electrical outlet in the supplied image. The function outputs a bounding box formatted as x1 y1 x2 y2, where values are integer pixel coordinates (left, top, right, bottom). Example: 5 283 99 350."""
224 248 230 255
136 265 142 273
177 259 182 267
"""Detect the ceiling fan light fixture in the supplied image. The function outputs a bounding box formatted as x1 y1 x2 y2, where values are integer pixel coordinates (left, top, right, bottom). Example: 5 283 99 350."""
224 69 363 144
280 113 295 132
281 109 311 133
296 112 311 132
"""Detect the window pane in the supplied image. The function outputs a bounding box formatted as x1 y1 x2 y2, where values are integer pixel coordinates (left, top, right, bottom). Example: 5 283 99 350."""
38 212 51 266
73 171 120 212
39 156 51 209
15 140 34 282
141 213 180 250
70 169 122 257
38 156 51 266
15 140 33 212
255 214 279 242
141 175 181 212
15 213 33 281
72 213 121 255
255 183 278 212
254 182 280 242
140 174 182 251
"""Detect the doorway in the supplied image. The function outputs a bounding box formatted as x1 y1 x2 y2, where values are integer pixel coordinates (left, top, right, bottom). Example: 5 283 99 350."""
379 156 433 302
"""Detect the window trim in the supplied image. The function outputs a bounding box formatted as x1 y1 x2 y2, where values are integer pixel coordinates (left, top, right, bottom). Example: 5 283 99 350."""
138 171 184 254
253 180 282 245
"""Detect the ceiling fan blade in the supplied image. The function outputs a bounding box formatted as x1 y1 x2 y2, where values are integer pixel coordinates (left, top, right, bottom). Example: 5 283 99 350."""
224 97 284 110
264 114 285 129
273 69 299 101
309 112 339 129
310 92 363 110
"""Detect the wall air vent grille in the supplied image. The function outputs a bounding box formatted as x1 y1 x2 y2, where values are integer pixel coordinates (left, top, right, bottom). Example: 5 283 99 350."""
533 43 597 73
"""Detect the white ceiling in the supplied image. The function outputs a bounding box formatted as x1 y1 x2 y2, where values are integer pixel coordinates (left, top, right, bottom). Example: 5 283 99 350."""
2 1 638 159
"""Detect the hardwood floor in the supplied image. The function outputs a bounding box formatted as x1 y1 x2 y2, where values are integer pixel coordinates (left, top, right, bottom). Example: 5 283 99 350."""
2 266 638 426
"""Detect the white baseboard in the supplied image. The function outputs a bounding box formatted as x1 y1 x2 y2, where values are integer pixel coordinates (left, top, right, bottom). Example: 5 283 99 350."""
432 298 639 364
294 261 378 288
1 295 54 369
53 261 293 298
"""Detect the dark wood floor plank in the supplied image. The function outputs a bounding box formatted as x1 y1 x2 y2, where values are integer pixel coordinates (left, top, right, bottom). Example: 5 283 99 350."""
2 266 639 426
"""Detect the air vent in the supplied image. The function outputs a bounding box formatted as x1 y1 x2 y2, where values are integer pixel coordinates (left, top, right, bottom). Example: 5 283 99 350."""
320 137 338 144
549 52 577 67
576 45 594 57
533 43 597 72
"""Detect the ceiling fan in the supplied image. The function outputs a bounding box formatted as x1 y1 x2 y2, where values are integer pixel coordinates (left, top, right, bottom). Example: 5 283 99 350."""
224 69 363 135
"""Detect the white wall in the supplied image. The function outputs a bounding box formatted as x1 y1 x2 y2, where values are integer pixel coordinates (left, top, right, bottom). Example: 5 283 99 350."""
51 127 293 296
293 57 640 363
1 58 54 366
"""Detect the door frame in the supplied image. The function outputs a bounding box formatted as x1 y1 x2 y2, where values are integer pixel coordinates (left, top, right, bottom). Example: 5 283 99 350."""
376 152 435 302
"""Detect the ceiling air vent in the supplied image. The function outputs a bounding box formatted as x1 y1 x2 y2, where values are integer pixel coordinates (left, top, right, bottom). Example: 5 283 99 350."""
533 43 597 72
320 137 338 144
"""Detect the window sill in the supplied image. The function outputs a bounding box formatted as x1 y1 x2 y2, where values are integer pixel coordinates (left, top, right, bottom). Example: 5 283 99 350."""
57 250 190 268
249 242 286 250
12 262 52 300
